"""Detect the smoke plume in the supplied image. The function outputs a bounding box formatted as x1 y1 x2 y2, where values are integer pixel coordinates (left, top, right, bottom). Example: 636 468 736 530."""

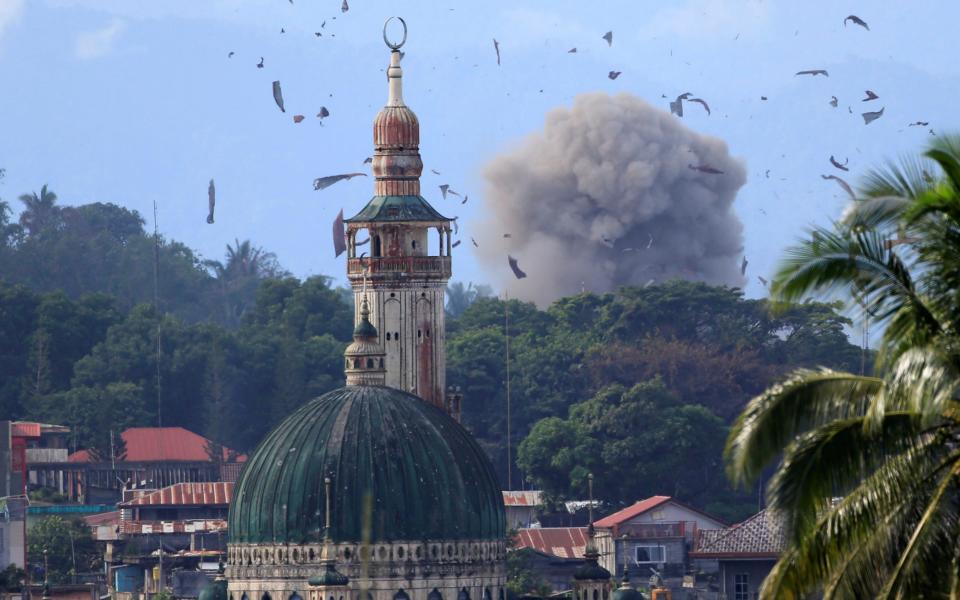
476 92 747 305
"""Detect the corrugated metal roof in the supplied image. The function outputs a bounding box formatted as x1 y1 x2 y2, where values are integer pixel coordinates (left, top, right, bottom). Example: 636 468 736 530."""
593 496 672 528
68 427 245 464
515 527 589 559
503 491 542 507
690 509 786 558
10 422 41 438
123 482 233 507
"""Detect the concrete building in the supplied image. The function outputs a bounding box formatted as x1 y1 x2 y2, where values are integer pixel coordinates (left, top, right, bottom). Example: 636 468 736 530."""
513 528 588 591
0 496 27 570
593 496 727 580
690 509 786 600
502 491 542 530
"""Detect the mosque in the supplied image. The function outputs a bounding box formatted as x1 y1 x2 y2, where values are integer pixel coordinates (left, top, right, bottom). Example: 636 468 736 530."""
198 19 650 600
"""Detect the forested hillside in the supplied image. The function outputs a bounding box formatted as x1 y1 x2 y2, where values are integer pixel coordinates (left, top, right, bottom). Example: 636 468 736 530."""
0 187 866 520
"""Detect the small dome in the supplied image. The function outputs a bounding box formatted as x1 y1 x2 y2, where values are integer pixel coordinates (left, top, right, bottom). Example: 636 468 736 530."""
198 576 227 600
573 562 612 581
308 563 349 588
228 385 505 544
612 570 644 600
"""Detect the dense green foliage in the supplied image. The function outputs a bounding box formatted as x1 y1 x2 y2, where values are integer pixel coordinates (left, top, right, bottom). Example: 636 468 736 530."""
27 516 101 582
0 184 864 522
726 136 960 597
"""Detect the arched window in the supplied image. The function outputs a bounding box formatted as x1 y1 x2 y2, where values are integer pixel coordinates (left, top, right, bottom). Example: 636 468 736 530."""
354 359 360 368
262 593 272 600
386 332 391 341
428 589 443 600
394 331 399 340
241 594 249 600
602 591 608 600
379 358 384 368
593 590 599 600
483 589 492 600
373 235 382 257
458 589 470 600
290 594 303 600
412 240 417 250
498 590 505 600
395 590 411 600
366 358 374 368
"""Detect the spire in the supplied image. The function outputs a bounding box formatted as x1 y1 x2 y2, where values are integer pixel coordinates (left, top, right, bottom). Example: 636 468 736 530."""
574 472 611 581
344 293 386 386
309 476 350 590
372 17 422 197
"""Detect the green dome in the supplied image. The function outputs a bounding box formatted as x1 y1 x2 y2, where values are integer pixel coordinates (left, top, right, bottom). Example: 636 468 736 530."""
198 578 227 600
229 385 505 544
612 585 644 600
308 563 350 587
353 317 378 338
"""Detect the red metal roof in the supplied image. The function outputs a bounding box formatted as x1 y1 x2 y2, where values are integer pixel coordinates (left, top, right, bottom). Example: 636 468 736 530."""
83 510 120 528
593 496 672 528
503 491 542 507
68 427 245 463
514 527 589 559
123 482 233 507
10 422 41 438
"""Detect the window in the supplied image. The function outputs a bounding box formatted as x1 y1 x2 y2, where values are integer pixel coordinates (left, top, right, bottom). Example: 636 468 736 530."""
290 594 303 600
412 240 417 249
458 589 470 600
386 332 391 341
373 236 382 257
428 590 443 600
395 591 410 600
635 545 666 564
734 573 749 600
366 358 374 368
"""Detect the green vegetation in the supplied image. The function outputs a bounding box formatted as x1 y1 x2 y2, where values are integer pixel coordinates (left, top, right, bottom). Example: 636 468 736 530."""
27 516 101 582
1 184 864 521
725 136 960 597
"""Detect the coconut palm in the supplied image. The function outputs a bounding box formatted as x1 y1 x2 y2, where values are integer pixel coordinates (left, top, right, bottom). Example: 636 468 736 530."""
204 239 287 325
725 135 960 599
17 184 61 237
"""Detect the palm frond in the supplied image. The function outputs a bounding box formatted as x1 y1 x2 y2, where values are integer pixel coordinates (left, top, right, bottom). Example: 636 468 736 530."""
725 369 880 487
872 345 960 429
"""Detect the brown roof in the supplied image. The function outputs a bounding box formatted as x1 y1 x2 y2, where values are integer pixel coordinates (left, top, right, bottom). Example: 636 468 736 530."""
504 491 542 507
514 527 589 559
690 509 786 559
69 427 245 463
122 482 233 507
593 496 672 528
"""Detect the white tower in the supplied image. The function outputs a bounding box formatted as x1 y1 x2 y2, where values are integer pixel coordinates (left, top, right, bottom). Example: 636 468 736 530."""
344 25 453 412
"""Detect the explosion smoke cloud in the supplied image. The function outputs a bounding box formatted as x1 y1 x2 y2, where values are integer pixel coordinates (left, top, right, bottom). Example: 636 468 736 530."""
476 92 747 305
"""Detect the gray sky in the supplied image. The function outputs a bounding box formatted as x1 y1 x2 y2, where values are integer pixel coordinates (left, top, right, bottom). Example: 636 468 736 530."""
1 0 956 299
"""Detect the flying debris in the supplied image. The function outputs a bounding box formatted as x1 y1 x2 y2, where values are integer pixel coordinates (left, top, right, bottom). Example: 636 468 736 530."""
332 209 346 257
452 240 461 248
272 81 285 112
315 32 321 37
688 163 725 174
829 155 849 171
760 96 767 101
829 96 838 107
206 179 215 224
508 255 527 279
795 69 829 77
355 237 370 247
646 233 654 249
257 57 264 68
688 98 710 115
821 174 856 199
317 107 330 118
431 169 441 175
293 115 305 123
471 237 478 247
568 47 577 53
363 157 372 164
862 90 879 101
644 279 655 288
844 15 869 30
765 169 770 178
439 184 461 199
493 39 501 66
280 28 285 33
602 31 613 46
503 233 512 238
608 71 621 80
341 0 348 12
909 121 929 127
740 256 748 276
669 92 692 116
862 107 885 125
313 172 367 190
228 51 234 58
758 276 768 287
461 195 468 205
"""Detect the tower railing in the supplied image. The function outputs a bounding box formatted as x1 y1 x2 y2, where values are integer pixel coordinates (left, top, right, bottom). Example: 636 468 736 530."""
347 256 451 278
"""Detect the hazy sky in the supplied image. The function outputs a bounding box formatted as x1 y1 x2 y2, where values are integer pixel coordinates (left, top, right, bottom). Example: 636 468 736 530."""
1 0 957 299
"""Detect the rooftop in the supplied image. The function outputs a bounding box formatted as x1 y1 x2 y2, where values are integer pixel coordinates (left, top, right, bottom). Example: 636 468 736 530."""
345 195 449 224
690 509 786 559
504 490 543 507
514 527 588 559
122 482 233 507
69 427 245 464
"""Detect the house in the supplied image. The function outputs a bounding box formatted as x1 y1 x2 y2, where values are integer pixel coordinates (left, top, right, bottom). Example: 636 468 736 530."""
689 509 786 600
0 421 71 497
89 482 231 599
513 527 589 591
593 496 727 579
64 427 244 503
503 490 542 529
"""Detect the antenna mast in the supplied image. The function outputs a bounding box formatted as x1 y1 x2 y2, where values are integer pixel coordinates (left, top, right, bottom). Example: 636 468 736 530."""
153 201 162 430
505 290 512 490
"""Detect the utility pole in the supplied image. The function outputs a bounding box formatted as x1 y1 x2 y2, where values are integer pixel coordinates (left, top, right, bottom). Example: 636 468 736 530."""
504 290 512 490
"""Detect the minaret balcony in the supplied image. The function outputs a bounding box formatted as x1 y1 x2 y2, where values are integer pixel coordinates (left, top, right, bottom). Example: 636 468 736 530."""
348 256 451 278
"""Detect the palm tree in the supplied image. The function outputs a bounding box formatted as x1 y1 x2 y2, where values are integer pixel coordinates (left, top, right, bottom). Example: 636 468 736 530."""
17 184 61 237
204 239 286 325
725 135 960 598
